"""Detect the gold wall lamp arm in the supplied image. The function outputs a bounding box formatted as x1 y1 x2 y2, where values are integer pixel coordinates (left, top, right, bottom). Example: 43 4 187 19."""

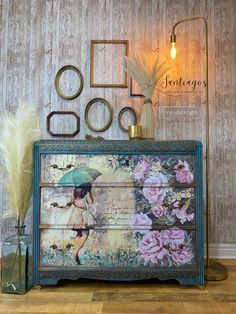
170 17 227 281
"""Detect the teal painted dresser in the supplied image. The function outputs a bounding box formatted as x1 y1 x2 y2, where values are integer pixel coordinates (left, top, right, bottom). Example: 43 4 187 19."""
33 140 204 286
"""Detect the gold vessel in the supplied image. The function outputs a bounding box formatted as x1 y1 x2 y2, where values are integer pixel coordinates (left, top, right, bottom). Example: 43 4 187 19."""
128 125 143 140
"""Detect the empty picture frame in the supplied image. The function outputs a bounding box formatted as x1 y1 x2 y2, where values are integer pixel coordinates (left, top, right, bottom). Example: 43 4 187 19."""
47 111 80 137
90 40 129 88
118 107 138 132
85 98 113 132
55 65 84 100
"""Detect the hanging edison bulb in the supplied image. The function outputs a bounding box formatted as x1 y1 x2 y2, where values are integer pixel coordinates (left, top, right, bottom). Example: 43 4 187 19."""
170 42 177 59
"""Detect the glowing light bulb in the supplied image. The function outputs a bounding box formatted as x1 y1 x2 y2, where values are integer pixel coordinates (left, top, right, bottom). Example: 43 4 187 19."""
171 42 176 59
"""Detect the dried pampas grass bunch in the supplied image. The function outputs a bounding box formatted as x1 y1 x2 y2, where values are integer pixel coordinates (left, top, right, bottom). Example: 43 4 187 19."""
125 53 170 100
0 103 41 226
125 53 170 139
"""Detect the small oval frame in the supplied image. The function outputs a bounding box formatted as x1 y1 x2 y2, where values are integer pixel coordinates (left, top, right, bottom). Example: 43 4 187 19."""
118 107 137 132
85 98 113 132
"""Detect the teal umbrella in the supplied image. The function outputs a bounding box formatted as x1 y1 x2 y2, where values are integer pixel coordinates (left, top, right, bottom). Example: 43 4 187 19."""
58 167 102 186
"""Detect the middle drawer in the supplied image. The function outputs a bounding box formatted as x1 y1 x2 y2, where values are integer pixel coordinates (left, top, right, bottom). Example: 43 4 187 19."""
40 186 196 228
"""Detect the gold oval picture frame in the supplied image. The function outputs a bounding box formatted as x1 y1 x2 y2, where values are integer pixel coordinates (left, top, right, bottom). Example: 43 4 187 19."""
118 107 137 132
85 98 113 132
55 65 84 100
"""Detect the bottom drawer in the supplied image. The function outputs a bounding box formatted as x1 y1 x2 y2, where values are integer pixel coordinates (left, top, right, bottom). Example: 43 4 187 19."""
40 227 196 269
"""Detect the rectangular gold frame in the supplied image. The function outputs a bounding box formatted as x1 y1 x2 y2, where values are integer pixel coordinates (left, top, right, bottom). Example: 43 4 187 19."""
90 40 129 88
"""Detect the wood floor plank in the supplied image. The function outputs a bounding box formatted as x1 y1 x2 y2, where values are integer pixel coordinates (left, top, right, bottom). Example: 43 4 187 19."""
183 302 223 314
214 303 236 314
0 302 102 313
204 281 236 294
217 259 236 266
211 294 236 302
93 292 212 302
102 301 187 314
0 291 93 302
227 271 236 279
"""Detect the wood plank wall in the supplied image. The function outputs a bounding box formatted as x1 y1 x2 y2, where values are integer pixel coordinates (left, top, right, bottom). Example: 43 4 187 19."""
0 0 235 250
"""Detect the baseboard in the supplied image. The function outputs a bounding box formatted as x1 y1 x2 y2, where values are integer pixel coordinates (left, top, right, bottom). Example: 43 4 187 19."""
207 244 236 259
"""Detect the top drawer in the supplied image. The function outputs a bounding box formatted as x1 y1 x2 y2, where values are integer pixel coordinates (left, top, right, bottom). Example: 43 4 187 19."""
40 153 196 186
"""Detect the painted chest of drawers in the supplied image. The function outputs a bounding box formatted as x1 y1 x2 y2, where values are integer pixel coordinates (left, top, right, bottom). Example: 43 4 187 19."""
33 140 204 286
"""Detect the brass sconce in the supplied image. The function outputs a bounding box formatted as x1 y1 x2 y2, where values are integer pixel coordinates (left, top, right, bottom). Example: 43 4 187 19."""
170 17 228 281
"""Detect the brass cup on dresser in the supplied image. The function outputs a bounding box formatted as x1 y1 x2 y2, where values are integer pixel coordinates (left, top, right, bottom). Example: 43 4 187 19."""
128 124 143 140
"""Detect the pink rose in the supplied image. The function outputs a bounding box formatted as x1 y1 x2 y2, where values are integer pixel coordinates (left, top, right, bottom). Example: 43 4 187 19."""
133 159 151 182
139 231 168 264
143 174 169 204
174 160 194 184
151 204 167 218
162 228 185 246
174 160 190 171
172 201 194 224
169 245 194 266
129 213 152 234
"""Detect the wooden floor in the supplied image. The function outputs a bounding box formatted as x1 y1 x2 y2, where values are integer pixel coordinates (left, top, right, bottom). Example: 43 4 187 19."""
0 260 236 314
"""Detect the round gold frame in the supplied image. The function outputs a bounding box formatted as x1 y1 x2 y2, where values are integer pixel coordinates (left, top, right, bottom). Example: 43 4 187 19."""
85 98 113 132
55 65 84 100
118 107 137 132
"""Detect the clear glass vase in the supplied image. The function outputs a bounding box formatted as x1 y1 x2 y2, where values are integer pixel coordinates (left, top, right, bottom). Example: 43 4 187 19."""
1 226 33 294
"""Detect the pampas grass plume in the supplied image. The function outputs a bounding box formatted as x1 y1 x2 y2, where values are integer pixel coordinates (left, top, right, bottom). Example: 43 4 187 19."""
125 53 170 99
0 103 41 224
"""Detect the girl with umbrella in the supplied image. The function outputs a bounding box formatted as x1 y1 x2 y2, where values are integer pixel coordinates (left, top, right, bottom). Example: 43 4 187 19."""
59 167 101 265
68 182 94 264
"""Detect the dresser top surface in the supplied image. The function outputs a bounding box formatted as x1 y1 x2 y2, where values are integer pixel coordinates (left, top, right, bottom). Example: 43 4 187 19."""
34 140 202 153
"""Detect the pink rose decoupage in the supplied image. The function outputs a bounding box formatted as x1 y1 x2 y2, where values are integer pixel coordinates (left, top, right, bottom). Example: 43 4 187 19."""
131 155 195 226
40 154 195 268
129 154 195 267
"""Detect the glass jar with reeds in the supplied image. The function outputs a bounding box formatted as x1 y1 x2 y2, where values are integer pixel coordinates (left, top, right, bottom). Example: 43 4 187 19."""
0 103 40 294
